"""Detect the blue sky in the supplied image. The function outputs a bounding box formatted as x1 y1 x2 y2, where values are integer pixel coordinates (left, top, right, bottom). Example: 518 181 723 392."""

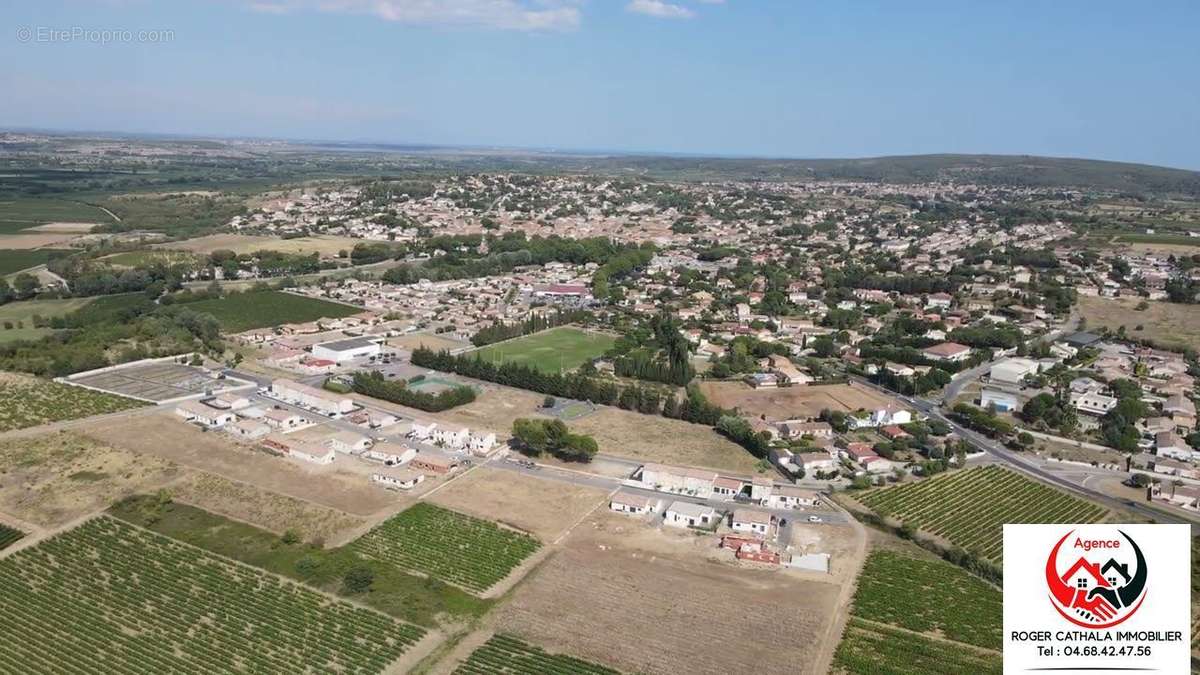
3 1 1199 168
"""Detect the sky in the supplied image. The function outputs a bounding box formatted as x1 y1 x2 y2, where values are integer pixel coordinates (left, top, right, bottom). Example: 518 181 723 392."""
2 0 1199 169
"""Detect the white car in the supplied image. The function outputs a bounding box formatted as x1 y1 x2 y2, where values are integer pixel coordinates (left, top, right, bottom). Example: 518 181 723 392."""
807 515 822 523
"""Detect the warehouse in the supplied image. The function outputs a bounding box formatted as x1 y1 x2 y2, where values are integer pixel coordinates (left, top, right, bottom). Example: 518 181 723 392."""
311 337 381 363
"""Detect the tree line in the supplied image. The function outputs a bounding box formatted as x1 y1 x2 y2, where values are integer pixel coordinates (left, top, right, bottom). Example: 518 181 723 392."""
349 370 476 413
470 310 592 347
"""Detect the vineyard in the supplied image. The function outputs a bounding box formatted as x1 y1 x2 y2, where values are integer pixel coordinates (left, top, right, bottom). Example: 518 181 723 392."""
353 503 541 594
850 551 1001 650
0 516 424 674
0 525 22 552
834 618 1000 675
857 465 1107 562
0 374 147 432
454 634 620 674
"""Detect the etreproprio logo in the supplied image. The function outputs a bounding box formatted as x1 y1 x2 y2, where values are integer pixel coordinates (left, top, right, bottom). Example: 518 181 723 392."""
1044 528 1148 629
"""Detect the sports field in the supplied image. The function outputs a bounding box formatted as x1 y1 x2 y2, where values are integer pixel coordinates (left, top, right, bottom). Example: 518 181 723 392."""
472 327 614 374
184 290 363 332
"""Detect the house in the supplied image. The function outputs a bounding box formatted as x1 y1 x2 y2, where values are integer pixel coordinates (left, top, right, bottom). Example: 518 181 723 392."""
776 420 833 440
861 456 896 474
884 362 916 377
370 469 425 490
175 400 237 428
795 451 839 474
1164 394 1197 430
638 463 718 497
850 406 913 429
922 342 972 363
409 420 437 440
1160 485 1200 510
325 430 372 455
290 442 336 465
1070 391 1119 417
664 501 717 528
311 337 381 363
711 476 745 499
225 418 270 440
609 491 658 515
980 387 1020 413
744 372 778 389
362 443 417 466
210 392 251 410
749 476 773 502
411 453 460 475
773 362 812 386
989 358 1041 385
730 509 772 536
765 486 820 509
270 379 355 416
431 425 470 449
1156 431 1197 461
925 292 953 309
880 425 910 440
262 408 307 430
1150 458 1200 480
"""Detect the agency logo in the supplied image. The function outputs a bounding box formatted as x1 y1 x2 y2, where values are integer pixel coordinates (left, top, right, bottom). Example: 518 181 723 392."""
1044 528 1147 629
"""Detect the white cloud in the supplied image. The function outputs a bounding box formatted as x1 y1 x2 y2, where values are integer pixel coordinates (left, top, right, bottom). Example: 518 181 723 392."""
243 0 581 31
626 0 694 19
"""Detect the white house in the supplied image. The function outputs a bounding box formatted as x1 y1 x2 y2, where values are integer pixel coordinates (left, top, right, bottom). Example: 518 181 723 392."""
466 432 497 454
922 342 972 363
431 425 470 449
210 392 252 410
989 358 1041 386
175 400 237 428
765 486 820 509
225 418 270 440
609 491 658 515
290 442 336 465
664 501 717 528
362 443 417 466
410 420 437 441
262 408 307 430
794 451 839 474
325 430 372 455
730 509 772 536
980 387 1020 413
371 469 424 491
1156 431 1198 461
638 463 718 498
1070 391 1119 417
270 379 355 416
850 406 913 429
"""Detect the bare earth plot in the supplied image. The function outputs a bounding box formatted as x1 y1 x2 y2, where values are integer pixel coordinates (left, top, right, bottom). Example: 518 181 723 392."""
168 472 366 543
0 431 183 528
700 381 898 421
427 467 609 541
388 332 470 353
571 407 763 474
1078 294 1200 352
79 412 398 516
496 513 841 675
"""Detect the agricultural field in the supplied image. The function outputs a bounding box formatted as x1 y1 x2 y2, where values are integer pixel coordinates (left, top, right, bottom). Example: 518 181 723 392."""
0 197 115 231
472 327 615 374
0 524 23 552
166 233 369 258
856 465 1108 562
0 516 424 673
353 503 541 594
0 372 147 432
698 381 899 421
570 406 764 474
849 550 1001 650
1113 233 1200 246
454 634 620 675
1078 295 1200 352
0 248 72 275
183 290 364 332
834 619 1000 675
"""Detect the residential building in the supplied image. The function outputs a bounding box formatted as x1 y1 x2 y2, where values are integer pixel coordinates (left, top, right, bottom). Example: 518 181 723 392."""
609 491 658 515
765 486 820 509
270 379 356 416
370 469 425 491
922 342 972 363
730 509 772 536
175 401 237 428
664 502 717 528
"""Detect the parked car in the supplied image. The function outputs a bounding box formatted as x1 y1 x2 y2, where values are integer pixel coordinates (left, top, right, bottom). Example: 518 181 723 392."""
807 515 822 523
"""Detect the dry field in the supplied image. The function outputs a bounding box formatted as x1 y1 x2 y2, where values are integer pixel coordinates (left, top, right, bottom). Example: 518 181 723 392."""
388 332 470 353
0 431 183 528
25 222 97 233
700 381 897 421
1130 242 1200 255
0 233 83 249
494 512 841 675
422 386 546 432
427 468 608 541
168 472 366 543
572 407 763 474
78 412 399 516
164 233 368 258
1078 295 1200 352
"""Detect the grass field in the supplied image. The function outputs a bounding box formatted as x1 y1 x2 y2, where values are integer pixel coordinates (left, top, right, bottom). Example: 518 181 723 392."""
184 290 363 332
472 327 615 374
0 248 72 276
455 634 620 674
699 381 898 421
0 198 116 231
0 524 23 552
353 503 541 594
110 496 491 627
0 372 147 432
857 466 1108 563
1078 294 1200 352
166 233 369 257
1114 233 1200 246
0 296 95 343
0 516 424 673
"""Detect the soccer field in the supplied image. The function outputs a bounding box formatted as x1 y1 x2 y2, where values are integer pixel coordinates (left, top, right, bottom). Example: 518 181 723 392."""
473 327 614 374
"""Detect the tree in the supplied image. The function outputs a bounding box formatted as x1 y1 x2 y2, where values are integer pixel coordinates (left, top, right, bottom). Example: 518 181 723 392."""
342 565 375 594
12 273 38 300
